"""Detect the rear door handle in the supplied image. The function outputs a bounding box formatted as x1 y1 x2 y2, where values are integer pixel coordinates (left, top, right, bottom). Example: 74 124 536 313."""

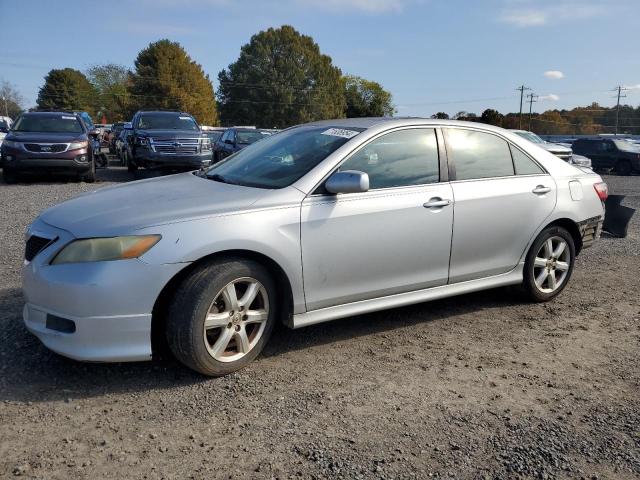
532 185 552 195
423 198 451 208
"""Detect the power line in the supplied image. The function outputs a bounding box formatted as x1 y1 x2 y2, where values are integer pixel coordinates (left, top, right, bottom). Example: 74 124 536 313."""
613 85 629 135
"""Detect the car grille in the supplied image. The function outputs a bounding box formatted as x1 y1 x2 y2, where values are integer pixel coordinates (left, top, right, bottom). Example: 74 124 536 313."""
25 235 56 262
24 143 68 153
150 137 199 155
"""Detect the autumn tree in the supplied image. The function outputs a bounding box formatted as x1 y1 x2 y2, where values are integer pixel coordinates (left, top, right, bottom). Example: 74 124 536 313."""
36 68 98 115
129 40 218 125
343 75 394 117
217 25 345 128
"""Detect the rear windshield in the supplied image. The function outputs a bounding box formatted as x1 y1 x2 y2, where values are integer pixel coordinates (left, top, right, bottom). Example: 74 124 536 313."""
12 115 84 133
136 114 199 131
237 130 272 145
613 140 640 152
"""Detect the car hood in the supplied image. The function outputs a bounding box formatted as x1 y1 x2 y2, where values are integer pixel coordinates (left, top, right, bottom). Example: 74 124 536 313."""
39 172 266 237
137 129 204 139
7 131 85 143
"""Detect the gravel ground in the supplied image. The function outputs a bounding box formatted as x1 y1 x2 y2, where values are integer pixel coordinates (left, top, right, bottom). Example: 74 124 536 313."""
0 167 638 479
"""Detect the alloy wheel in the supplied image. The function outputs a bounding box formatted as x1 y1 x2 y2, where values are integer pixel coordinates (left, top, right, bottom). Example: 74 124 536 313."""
203 277 269 362
533 236 571 293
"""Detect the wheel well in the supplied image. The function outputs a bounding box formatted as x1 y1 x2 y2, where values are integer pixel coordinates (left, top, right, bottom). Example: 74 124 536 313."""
150 250 294 358
544 218 583 255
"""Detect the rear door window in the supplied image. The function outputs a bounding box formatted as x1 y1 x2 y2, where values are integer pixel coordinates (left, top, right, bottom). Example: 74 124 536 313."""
445 128 515 180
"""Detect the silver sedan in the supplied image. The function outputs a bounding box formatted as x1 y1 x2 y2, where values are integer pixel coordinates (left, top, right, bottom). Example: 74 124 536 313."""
22 118 607 376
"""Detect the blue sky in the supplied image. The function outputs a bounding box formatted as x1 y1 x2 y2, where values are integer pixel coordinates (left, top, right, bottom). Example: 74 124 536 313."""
1 0 639 118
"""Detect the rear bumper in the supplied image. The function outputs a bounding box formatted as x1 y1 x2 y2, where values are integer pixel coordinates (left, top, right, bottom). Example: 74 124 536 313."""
578 215 603 248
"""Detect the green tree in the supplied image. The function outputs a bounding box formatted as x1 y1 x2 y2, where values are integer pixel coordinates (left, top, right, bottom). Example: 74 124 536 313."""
431 112 449 119
0 79 25 119
343 75 394 118
217 25 346 128
480 108 503 127
129 39 218 125
36 68 97 115
86 64 132 122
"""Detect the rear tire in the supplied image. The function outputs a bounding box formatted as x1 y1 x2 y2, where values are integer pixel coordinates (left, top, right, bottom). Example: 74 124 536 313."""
615 159 632 176
523 226 575 302
166 258 277 376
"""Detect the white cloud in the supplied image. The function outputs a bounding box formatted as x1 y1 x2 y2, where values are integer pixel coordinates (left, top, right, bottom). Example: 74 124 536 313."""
623 84 640 90
539 94 560 101
544 70 564 79
499 1 604 27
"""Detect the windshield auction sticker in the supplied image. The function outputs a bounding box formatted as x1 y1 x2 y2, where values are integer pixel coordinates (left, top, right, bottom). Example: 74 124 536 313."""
321 128 360 139
61 116 76 120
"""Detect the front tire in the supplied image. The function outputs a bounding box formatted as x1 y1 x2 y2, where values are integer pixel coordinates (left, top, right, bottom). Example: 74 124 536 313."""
81 160 96 183
2 169 17 184
166 258 277 376
523 226 575 302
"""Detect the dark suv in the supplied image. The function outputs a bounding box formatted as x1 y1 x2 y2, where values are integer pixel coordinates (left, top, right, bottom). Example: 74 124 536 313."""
1 111 98 183
572 137 640 175
124 111 212 173
213 127 272 162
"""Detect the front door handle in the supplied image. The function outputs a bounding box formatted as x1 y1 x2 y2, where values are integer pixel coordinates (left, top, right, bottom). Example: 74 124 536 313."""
423 197 451 208
532 185 552 195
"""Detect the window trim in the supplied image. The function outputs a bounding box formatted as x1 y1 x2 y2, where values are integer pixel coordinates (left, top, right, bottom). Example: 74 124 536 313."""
442 126 548 183
309 125 444 196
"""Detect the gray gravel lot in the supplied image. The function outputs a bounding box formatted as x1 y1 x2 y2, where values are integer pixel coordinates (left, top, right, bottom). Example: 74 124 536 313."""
0 168 638 479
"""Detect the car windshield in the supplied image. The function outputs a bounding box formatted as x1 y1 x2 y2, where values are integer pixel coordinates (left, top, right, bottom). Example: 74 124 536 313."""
613 140 640 152
206 131 223 142
137 114 199 131
514 131 544 144
237 130 271 145
12 114 84 133
205 125 364 189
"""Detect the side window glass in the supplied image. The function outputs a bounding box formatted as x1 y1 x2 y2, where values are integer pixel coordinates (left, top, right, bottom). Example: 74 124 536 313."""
339 128 439 189
510 145 544 175
446 129 515 180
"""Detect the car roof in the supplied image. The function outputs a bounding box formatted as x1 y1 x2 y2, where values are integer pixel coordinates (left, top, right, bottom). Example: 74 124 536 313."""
304 117 515 134
136 110 192 116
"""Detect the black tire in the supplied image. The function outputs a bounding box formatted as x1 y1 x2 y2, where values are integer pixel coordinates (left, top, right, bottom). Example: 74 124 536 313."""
127 155 137 173
615 159 632 176
166 257 277 376
2 169 17 184
81 161 96 183
523 226 576 302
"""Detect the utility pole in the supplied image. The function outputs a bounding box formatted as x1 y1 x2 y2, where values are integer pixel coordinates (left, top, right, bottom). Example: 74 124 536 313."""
527 93 538 130
516 85 531 129
613 86 628 136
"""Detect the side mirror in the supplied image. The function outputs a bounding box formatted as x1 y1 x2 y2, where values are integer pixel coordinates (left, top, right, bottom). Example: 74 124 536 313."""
224 138 234 145
325 170 369 194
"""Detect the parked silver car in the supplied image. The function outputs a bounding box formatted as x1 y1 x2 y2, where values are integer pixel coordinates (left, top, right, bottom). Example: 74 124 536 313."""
23 118 607 376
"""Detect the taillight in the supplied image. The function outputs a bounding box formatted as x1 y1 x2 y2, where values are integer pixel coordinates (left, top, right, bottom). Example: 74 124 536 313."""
593 182 608 201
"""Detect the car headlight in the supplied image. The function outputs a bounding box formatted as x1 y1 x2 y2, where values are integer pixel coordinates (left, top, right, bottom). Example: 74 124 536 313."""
51 235 161 265
68 141 88 150
2 140 21 149
201 137 212 151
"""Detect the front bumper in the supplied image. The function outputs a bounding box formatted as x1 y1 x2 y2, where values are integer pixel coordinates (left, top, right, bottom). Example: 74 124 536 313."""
22 219 188 362
2 147 91 173
134 149 212 170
